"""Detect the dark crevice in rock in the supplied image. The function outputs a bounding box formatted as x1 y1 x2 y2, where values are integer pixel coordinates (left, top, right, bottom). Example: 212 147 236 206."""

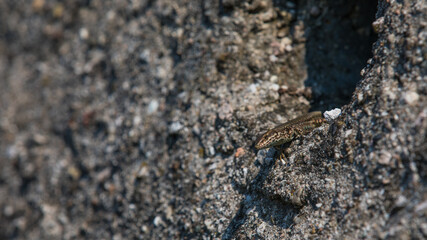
300 0 378 111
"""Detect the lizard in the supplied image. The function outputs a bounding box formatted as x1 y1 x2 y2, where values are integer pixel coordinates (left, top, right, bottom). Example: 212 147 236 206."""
254 111 326 160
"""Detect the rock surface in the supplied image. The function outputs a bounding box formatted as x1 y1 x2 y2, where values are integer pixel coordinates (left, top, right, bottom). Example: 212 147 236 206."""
0 0 426 239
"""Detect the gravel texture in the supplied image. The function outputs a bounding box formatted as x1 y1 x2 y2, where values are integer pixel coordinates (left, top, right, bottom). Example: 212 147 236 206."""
0 0 426 239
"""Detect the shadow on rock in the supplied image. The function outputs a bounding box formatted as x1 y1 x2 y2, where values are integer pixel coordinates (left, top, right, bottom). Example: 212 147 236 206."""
223 156 300 239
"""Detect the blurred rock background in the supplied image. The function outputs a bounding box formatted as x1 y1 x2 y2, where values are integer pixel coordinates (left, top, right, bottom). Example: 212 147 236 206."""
0 0 426 239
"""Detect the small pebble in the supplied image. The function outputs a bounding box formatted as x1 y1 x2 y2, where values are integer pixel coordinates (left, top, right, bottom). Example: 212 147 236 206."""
248 83 258 93
378 150 392 165
372 17 385 33
323 108 341 121
133 115 141 125
169 122 183 133
147 100 159 114
153 216 164 227
234 147 245 158
403 91 419 105
269 83 280 91
415 200 427 213
270 75 278 83
358 92 365 103
395 195 408 208
79 28 89 40
269 54 278 62
209 146 215 156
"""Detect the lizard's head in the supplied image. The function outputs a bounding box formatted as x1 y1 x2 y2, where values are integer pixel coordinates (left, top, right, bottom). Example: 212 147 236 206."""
254 130 276 150
255 128 294 150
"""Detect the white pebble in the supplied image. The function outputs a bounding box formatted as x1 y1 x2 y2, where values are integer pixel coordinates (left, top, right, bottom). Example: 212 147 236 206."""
323 108 342 121
269 54 278 62
209 146 215 156
153 216 164 227
248 83 258 93
147 100 159 114
169 122 183 133
270 75 278 83
133 115 141 125
404 91 419 105
269 83 280 91
79 28 89 40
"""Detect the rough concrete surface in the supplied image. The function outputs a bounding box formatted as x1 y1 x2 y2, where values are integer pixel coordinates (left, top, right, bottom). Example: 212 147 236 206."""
0 0 426 239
